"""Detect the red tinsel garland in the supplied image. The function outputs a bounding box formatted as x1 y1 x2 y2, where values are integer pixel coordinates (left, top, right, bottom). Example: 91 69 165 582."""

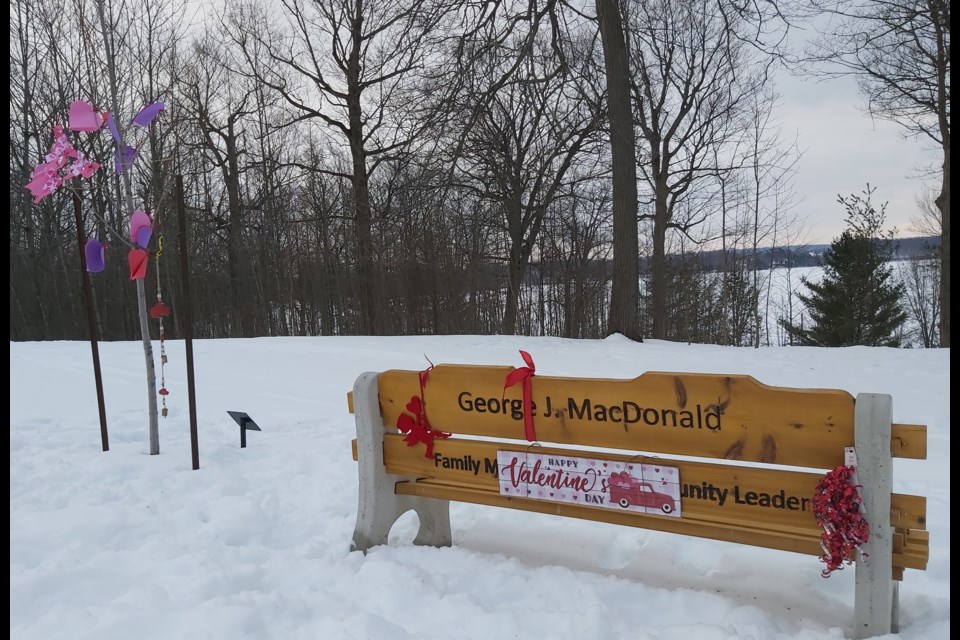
812 465 870 577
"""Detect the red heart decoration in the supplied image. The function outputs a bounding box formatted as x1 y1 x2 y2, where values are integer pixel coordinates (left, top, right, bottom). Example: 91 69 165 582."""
127 249 148 280
405 396 422 414
149 302 171 318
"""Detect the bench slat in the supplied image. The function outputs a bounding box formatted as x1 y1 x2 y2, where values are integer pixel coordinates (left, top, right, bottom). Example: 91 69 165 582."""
360 367 925 466
363 435 928 534
379 366 856 468
347 391 927 459
394 480 926 573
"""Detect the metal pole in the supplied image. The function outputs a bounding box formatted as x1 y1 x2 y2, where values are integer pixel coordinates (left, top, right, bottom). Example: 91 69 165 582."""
73 189 109 452
176 175 200 470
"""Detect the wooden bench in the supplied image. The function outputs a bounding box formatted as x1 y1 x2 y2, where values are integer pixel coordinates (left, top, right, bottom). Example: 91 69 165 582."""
348 363 928 639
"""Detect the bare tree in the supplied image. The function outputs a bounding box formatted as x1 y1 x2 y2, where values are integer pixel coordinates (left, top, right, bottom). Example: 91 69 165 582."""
93 0 162 453
627 0 777 340
179 34 260 337
802 0 950 346
899 185 942 346
225 0 455 334
446 34 603 334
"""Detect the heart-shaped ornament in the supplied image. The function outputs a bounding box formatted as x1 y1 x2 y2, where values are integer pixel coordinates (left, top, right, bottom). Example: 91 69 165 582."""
69 100 104 132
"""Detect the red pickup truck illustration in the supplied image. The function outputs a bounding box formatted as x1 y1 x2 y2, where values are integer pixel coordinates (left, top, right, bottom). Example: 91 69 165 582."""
606 471 676 514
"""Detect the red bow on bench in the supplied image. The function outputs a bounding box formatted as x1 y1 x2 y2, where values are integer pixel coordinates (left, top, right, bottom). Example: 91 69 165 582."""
395 358 450 459
504 350 537 442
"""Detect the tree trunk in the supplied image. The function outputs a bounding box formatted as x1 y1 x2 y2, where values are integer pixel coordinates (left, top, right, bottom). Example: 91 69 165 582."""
651 180 668 339
596 0 640 341
936 145 949 347
347 19 377 335
224 120 254 338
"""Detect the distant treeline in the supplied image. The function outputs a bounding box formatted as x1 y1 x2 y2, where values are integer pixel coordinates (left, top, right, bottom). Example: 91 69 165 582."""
518 235 941 285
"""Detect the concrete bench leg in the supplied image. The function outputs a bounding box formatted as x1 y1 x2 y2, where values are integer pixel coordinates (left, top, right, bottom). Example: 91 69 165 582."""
854 393 895 639
351 372 451 553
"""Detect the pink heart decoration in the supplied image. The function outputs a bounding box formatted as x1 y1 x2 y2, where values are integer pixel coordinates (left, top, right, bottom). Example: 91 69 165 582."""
69 100 104 132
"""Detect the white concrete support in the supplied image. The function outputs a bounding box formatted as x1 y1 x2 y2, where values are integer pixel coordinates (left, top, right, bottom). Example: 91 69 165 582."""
351 372 452 553
853 393 896 639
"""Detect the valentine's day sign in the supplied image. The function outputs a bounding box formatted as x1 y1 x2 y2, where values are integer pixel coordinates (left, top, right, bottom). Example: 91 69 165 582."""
496 450 681 517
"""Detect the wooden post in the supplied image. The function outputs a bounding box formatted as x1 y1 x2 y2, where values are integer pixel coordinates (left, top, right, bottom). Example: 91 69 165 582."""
73 189 109 452
854 393 894 638
176 175 200 470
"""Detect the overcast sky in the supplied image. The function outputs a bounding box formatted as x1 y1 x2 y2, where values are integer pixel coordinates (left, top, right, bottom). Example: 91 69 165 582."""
774 68 941 246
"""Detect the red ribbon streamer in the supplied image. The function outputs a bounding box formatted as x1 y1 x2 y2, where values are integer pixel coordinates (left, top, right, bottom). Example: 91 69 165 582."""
504 350 537 442
812 464 869 577
419 356 434 401
395 356 449 459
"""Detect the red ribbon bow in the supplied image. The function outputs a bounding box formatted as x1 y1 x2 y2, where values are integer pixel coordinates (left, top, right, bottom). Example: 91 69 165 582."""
504 350 537 442
396 396 449 459
395 357 449 459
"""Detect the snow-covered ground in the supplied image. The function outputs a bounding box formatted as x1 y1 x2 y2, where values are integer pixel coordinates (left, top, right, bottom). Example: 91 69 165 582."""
10 335 950 639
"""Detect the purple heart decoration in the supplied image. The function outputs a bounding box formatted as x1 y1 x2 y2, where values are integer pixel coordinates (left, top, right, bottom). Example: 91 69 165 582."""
115 145 138 174
106 113 123 144
84 239 106 273
130 210 152 247
136 225 152 248
131 102 165 127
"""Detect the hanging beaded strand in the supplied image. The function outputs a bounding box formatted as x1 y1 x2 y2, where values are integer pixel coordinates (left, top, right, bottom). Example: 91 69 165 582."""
149 230 171 417
157 236 168 416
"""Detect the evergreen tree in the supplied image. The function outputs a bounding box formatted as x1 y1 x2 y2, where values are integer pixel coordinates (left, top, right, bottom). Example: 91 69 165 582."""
782 185 907 346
